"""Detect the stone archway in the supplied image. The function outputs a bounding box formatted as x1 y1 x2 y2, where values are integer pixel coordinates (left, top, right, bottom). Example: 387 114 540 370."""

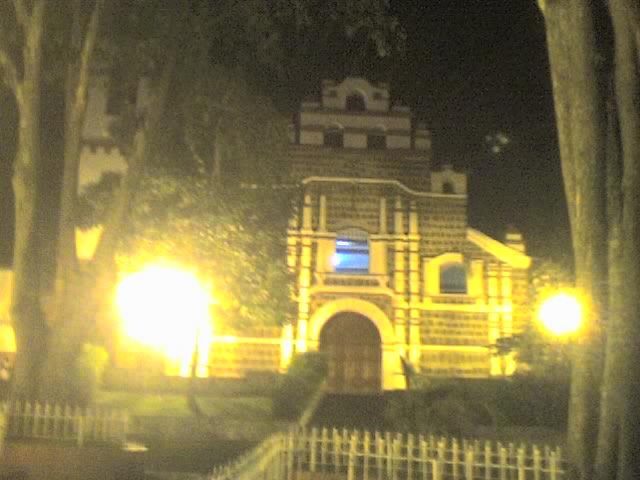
306 298 405 391
319 312 381 394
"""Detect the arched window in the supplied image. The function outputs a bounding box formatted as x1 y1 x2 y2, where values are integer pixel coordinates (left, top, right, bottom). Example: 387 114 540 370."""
442 181 454 194
440 263 467 294
324 126 344 148
346 93 366 112
333 228 369 273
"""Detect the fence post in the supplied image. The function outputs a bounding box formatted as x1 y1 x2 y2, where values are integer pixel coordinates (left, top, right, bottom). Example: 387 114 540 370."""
407 433 414 480
321 427 329 472
509 443 516 480
433 459 442 480
549 451 558 480
555 446 562 473
331 428 340 473
464 446 474 480
376 432 384 480
533 446 541 480
34 402 42 438
393 433 403 480
287 429 295 480
420 438 428 480
437 439 446 480
296 429 305 473
43 403 52 438
385 432 393 480
484 441 492 480
452 438 460 480
76 415 84 447
517 447 525 480
310 427 318 472
273 434 284 480
499 445 507 480
347 432 358 480
363 430 371 480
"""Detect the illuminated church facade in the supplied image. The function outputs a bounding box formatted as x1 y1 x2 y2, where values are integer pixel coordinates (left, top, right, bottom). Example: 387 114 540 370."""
0 77 531 393
285 78 531 392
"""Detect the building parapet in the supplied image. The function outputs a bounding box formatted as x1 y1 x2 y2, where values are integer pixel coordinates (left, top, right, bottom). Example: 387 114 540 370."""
314 272 389 289
467 228 532 269
301 176 467 199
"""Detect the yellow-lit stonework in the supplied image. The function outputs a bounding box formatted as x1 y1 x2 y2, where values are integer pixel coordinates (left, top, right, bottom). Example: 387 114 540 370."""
0 77 531 391
287 78 531 392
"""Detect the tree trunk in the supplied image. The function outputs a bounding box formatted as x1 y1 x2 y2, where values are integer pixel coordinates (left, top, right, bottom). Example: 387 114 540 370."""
92 48 177 274
87 47 178 362
9 0 48 401
43 0 104 403
594 87 624 480
608 1 640 478
539 2 608 478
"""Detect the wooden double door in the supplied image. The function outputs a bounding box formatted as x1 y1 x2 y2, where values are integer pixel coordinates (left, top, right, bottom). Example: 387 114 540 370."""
319 313 382 394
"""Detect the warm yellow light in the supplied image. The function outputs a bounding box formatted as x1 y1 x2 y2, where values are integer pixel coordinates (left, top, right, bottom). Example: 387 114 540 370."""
539 292 582 336
115 264 213 376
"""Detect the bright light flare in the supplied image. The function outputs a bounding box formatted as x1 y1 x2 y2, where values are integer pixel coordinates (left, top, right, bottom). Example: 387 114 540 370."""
538 292 582 336
116 264 213 376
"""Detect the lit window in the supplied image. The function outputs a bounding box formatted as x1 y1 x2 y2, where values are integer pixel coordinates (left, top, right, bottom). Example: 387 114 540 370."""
346 93 366 112
324 127 344 148
333 229 369 273
440 263 467 294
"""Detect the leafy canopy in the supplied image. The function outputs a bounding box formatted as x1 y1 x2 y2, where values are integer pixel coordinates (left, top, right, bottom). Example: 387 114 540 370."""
79 170 296 330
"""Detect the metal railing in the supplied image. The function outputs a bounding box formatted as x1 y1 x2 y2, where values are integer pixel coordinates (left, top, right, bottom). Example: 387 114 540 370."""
1 400 129 446
209 427 567 480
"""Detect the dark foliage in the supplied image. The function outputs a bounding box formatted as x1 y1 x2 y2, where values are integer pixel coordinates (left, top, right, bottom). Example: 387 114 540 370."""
271 352 328 420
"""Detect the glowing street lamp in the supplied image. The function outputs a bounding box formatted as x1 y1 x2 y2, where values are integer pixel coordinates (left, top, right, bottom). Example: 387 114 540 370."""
538 292 583 337
115 264 213 377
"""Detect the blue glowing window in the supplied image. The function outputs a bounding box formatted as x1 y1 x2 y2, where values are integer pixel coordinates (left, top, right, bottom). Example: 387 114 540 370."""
440 263 467 294
334 231 369 273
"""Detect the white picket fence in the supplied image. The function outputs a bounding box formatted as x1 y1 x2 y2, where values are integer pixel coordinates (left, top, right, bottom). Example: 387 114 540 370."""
0 401 129 446
210 427 567 480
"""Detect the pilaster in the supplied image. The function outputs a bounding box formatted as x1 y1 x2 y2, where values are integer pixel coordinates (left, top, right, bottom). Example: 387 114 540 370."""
318 194 327 232
393 196 407 355
501 267 515 374
408 201 421 368
488 263 501 375
379 197 387 234
297 192 314 352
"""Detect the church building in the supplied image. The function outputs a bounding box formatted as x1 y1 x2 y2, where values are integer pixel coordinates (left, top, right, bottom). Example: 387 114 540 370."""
285 78 531 393
0 77 532 393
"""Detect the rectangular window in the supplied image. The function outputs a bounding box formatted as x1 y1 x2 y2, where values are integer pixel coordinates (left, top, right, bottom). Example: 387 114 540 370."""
334 239 369 273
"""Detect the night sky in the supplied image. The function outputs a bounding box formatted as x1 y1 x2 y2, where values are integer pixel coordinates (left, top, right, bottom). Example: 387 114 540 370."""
0 1 571 267
390 0 570 264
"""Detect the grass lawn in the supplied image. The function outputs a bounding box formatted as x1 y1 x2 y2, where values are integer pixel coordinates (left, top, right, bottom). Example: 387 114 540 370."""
95 391 279 473
96 391 273 421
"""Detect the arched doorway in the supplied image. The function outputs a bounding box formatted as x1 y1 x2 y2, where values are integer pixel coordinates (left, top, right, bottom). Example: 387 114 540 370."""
319 312 382 394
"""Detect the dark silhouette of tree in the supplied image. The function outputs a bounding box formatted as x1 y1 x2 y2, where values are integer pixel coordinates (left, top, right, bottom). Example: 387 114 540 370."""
538 1 640 478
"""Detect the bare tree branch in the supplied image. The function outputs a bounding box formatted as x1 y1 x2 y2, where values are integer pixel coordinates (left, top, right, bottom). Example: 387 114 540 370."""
0 44 20 96
75 0 104 103
13 0 30 27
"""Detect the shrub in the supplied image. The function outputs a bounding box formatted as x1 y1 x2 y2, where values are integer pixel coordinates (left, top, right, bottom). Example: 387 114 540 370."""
271 352 327 420
75 343 109 404
384 377 569 436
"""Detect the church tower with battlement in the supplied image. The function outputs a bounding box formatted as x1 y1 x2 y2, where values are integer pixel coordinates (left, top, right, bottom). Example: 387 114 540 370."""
286 78 530 393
